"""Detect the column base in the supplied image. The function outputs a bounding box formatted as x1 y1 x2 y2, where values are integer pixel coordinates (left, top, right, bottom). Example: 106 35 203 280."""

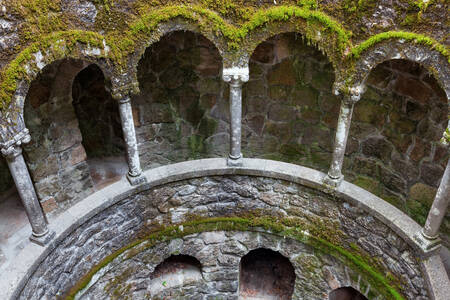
30 229 55 246
413 231 441 255
127 173 147 186
323 174 344 188
227 154 243 167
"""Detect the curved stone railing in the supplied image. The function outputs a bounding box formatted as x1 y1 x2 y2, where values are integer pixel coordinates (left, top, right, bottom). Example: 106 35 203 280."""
0 158 448 299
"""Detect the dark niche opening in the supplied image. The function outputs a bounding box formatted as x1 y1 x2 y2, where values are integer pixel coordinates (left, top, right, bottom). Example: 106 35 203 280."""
72 64 128 189
72 64 124 158
329 287 368 300
149 254 203 294
239 248 295 299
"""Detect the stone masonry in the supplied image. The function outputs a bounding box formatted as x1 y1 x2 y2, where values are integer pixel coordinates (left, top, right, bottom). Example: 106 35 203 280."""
19 176 428 299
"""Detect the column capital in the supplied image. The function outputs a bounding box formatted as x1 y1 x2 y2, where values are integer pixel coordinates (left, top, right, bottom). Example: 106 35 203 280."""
0 128 31 159
440 127 450 147
111 81 139 101
342 85 365 105
223 67 249 86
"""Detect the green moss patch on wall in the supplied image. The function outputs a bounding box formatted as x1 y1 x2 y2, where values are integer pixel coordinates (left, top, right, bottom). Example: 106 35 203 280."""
0 30 107 110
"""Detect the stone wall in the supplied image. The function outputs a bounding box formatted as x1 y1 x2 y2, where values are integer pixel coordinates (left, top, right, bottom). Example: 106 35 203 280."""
134 30 227 168
242 32 337 171
19 176 428 299
76 231 382 300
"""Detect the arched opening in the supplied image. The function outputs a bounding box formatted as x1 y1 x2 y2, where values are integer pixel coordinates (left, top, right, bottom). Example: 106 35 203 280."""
243 32 338 171
135 30 224 169
239 248 295 299
149 254 203 296
23 58 123 213
329 287 368 300
72 64 127 189
345 59 449 245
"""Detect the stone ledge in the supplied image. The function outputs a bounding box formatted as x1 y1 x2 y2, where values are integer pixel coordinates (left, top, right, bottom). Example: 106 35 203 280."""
1 158 448 299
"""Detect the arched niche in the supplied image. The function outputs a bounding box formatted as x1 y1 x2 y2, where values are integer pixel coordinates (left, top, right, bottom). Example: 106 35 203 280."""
23 58 120 213
149 254 203 297
242 32 338 172
239 248 295 299
134 30 225 169
345 59 449 245
329 287 368 300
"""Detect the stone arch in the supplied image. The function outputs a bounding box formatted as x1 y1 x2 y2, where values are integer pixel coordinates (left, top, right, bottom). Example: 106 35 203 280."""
244 21 347 71
242 32 339 171
329 286 368 300
347 40 450 100
128 18 226 91
148 254 203 296
0 31 116 144
134 29 225 168
239 247 295 299
23 58 120 212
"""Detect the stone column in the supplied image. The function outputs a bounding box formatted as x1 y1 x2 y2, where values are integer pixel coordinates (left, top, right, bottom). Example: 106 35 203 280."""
223 67 249 166
325 89 360 186
1 129 55 246
118 96 146 185
415 128 450 252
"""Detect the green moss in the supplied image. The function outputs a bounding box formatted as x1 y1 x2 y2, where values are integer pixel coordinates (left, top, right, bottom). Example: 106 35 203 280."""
66 215 405 300
0 30 106 110
351 31 449 62
1 3 448 113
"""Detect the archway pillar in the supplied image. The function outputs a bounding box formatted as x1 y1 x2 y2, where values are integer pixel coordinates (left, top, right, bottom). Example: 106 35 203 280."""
414 128 450 253
0 129 55 246
117 95 146 185
325 87 362 187
223 67 249 167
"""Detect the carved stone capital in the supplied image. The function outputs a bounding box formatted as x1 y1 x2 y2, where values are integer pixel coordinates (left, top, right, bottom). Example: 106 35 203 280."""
343 85 365 105
0 128 31 159
111 81 140 101
222 67 249 86
440 127 450 147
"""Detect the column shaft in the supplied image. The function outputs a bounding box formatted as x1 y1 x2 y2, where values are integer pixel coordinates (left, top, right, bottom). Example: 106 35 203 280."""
423 159 450 239
118 97 145 185
7 150 49 237
223 67 249 166
229 82 243 160
327 99 354 180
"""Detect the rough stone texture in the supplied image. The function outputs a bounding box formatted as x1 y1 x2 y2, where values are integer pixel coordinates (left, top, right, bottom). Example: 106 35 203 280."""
242 33 338 172
19 176 428 299
344 59 449 245
77 231 381 300
133 31 227 168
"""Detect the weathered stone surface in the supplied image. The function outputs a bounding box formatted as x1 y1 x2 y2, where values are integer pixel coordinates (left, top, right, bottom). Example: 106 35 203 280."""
19 176 427 300
135 31 224 168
